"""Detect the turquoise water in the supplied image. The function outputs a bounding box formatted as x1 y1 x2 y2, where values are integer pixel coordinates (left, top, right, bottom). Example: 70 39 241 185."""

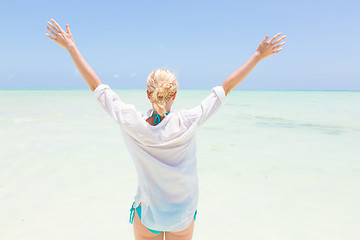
1 89 359 240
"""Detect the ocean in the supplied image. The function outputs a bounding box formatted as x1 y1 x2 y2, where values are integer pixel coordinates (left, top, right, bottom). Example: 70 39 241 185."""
1 89 359 240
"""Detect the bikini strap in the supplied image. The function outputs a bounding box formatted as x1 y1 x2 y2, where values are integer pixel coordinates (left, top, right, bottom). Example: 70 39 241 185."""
129 201 135 224
151 112 169 125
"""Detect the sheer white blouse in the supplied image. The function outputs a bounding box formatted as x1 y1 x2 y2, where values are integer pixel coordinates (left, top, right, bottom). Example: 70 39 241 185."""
93 83 226 231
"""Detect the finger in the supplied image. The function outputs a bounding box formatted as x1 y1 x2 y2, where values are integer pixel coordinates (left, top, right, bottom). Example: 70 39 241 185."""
46 26 57 38
273 48 282 54
50 19 65 33
272 42 285 50
261 35 269 45
272 35 287 46
46 33 56 41
47 21 59 34
66 24 71 34
269 32 282 44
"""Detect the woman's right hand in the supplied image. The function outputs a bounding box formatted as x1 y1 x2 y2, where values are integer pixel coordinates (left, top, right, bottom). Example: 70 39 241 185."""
255 32 286 60
46 19 75 50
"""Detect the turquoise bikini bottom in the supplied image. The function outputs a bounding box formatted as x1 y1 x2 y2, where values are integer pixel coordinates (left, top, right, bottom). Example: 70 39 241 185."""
129 201 197 234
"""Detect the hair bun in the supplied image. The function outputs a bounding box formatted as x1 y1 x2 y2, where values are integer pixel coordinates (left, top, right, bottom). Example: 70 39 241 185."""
155 87 165 100
146 68 178 117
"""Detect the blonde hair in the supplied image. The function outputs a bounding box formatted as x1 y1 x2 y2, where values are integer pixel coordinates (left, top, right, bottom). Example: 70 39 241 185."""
146 68 178 117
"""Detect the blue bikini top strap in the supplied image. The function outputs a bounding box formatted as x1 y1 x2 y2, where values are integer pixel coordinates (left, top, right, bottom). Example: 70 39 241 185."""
151 112 169 125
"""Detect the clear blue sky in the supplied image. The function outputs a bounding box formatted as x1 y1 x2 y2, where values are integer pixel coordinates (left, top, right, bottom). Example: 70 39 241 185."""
0 0 359 90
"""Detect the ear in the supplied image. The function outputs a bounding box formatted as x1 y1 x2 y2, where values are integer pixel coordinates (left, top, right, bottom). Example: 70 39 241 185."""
172 91 177 100
147 90 150 99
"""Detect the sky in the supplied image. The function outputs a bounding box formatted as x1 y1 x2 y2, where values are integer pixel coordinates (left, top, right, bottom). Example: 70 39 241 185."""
0 0 359 90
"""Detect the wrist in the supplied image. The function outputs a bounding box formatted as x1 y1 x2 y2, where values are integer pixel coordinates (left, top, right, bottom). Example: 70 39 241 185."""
66 43 77 52
253 51 263 61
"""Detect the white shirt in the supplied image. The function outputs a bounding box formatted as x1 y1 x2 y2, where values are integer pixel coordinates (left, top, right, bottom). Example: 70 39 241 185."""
93 84 226 231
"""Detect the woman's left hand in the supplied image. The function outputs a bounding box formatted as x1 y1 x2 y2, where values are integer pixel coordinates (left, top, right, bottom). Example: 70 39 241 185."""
46 19 75 50
256 32 286 60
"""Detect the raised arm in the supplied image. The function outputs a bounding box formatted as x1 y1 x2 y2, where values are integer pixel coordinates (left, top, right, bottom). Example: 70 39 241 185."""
222 32 286 96
46 19 101 92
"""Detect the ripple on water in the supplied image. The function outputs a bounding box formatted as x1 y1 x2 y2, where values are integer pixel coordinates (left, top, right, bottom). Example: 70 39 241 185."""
251 115 354 135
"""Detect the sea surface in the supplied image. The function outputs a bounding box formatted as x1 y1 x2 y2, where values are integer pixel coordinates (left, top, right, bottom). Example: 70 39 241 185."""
0 89 359 240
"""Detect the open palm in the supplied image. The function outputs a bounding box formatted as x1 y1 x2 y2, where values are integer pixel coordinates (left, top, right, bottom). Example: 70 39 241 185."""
46 19 75 50
256 33 286 60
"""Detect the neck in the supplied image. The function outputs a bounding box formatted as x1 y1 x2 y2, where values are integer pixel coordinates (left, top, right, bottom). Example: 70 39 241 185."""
152 109 171 115
152 104 171 115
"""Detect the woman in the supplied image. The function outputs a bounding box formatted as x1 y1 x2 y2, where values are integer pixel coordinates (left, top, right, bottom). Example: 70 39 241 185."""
46 18 286 240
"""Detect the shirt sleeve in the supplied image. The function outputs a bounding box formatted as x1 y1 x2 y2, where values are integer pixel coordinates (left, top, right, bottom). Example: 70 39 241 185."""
178 85 226 129
93 84 143 128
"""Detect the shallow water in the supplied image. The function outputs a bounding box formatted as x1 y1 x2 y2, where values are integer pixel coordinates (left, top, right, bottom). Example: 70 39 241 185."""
1 89 359 240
